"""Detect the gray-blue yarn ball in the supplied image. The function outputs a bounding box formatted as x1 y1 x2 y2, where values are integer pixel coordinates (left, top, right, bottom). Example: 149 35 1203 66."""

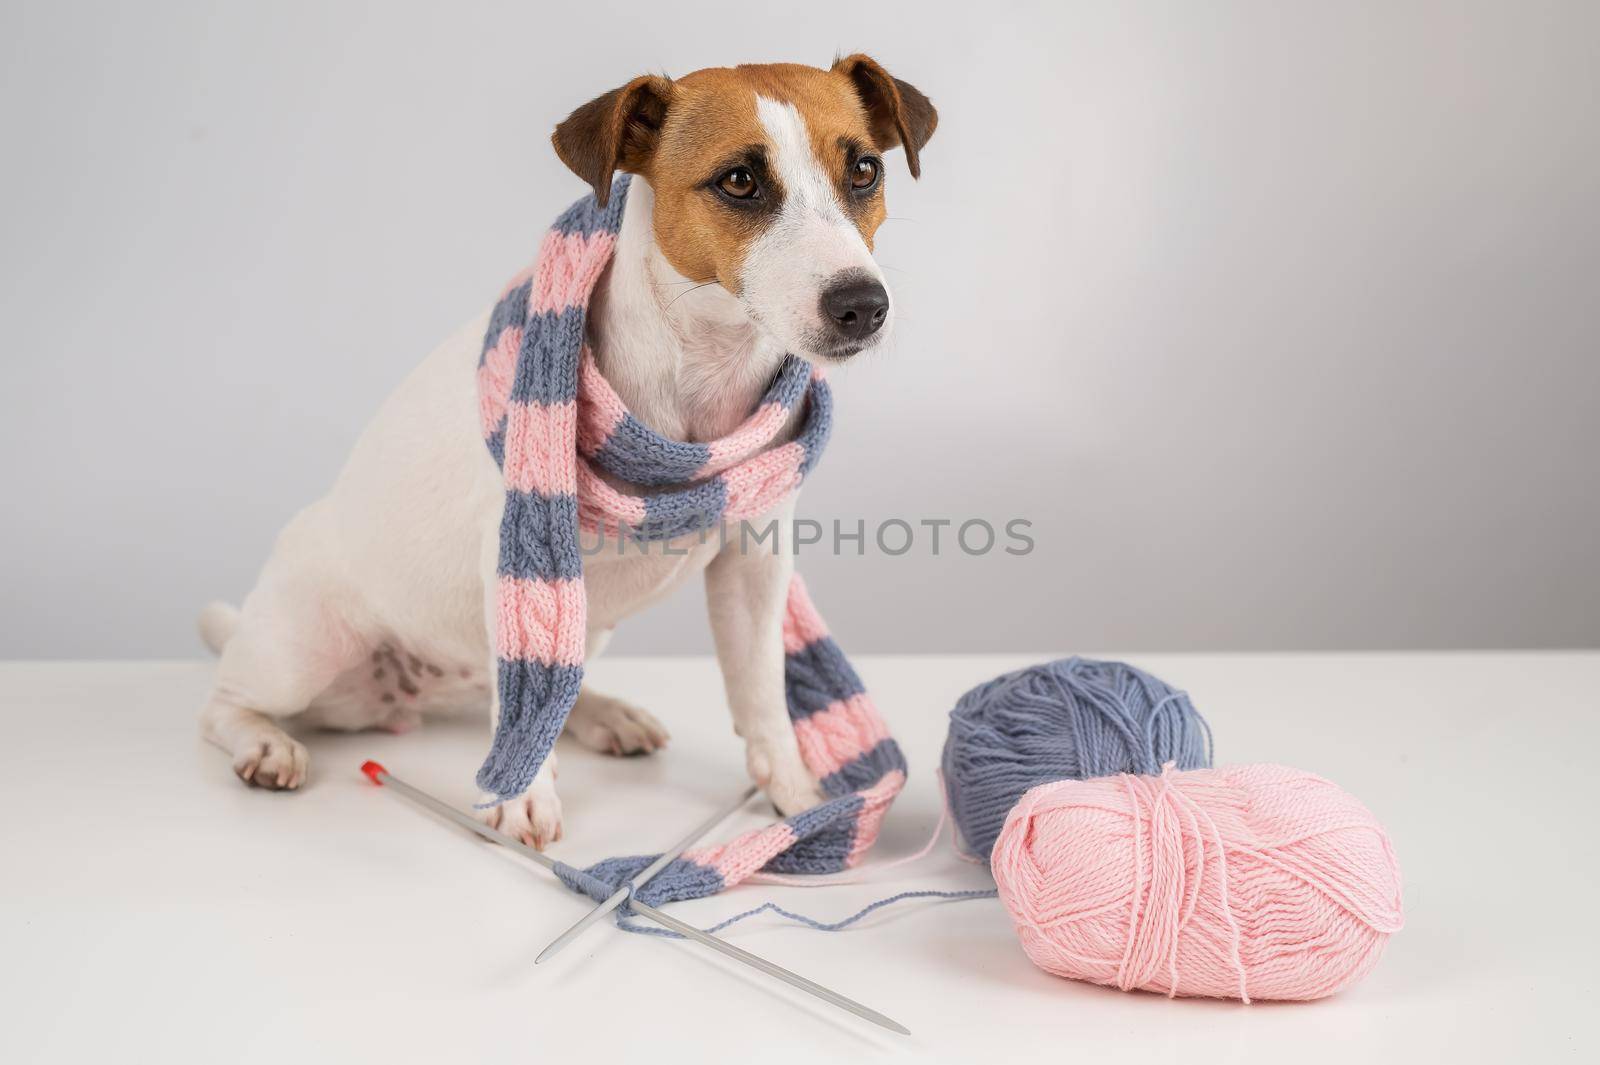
941 657 1213 862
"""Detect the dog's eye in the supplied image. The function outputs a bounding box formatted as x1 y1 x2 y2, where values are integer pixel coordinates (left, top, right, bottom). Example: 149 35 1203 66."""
717 167 758 199
850 157 881 191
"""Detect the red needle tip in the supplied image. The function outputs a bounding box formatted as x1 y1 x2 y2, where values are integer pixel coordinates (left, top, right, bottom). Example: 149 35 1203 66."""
360 760 388 785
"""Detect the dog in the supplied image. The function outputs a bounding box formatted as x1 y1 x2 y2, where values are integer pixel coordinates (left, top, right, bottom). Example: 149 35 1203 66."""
198 56 936 848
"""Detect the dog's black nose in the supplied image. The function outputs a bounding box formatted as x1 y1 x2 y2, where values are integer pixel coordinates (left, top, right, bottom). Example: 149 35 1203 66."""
819 275 889 343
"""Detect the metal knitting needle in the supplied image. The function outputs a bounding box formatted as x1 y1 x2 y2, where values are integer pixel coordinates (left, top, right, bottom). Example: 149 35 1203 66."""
360 762 910 1036
535 782 759 964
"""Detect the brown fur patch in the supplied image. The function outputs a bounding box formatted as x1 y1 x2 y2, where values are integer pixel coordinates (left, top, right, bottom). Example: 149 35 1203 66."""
552 60 935 296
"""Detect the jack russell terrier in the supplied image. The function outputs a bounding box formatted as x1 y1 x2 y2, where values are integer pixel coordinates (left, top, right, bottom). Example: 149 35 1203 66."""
198 56 937 849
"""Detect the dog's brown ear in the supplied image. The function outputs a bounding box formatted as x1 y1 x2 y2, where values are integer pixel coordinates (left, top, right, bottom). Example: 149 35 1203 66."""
832 55 938 178
551 75 674 205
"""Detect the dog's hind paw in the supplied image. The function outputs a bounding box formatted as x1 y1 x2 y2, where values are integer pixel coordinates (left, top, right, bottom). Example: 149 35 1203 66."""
566 689 670 756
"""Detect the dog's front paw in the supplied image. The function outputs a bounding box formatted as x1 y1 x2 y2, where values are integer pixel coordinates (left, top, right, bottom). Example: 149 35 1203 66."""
745 739 823 816
566 689 670 756
233 730 309 790
478 775 563 849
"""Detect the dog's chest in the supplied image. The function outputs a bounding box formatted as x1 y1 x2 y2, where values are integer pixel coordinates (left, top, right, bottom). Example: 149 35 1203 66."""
580 532 725 631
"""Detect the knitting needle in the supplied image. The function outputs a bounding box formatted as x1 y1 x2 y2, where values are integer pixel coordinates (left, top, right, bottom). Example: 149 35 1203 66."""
535 782 759 964
360 762 910 1036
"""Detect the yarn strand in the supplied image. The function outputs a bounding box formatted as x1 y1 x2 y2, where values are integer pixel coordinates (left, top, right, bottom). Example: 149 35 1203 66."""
614 888 999 940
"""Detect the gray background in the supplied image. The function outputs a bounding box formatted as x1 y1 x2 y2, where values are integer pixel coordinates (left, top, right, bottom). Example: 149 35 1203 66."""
3 0 1595 658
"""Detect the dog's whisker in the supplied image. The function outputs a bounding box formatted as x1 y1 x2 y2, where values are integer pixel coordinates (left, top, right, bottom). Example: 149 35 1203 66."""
666 280 722 308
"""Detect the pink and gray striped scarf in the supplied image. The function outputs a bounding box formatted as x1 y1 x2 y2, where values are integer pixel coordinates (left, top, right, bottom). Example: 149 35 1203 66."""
474 176 905 904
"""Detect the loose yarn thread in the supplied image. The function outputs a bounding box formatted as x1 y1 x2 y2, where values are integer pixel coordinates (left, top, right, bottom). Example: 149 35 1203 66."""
942 657 1212 861
552 858 995 939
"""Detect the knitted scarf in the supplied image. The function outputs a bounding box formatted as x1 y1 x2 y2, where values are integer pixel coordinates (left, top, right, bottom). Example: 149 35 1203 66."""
474 176 905 904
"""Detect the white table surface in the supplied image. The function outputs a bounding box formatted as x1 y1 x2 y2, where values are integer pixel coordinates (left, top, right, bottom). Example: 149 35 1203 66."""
2 653 1596 1063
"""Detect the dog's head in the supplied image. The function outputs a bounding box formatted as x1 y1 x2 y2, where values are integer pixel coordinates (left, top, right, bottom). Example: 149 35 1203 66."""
552 56 936 363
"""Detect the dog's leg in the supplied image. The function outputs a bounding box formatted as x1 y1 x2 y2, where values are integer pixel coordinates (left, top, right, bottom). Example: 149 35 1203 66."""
198 517 364 790
705 505 824 815
564 628 671 755
473 528 564 848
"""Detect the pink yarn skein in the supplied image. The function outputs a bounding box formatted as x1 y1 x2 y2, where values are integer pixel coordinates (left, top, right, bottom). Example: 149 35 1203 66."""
991 764 1403 1002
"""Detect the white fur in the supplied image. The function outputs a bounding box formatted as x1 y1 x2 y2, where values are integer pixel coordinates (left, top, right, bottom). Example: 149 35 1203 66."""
738 97 891 359
196 168 854 843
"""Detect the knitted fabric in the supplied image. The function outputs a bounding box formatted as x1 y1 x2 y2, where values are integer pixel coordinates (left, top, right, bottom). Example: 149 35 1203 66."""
475 176 906 904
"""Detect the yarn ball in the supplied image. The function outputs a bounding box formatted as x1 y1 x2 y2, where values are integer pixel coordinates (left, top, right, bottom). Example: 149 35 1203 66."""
941 657 1212 860
991 764 1404 1002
